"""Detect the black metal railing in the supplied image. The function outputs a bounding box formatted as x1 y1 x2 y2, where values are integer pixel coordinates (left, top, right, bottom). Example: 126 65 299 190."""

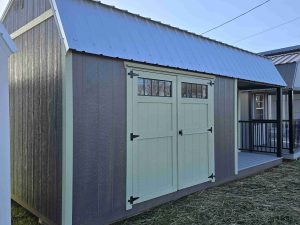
294 119 300 148
239 120 277 154
239 119 300 155
282 120 289 150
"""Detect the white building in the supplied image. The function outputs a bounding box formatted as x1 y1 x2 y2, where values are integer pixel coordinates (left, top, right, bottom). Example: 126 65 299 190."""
0 22 16 225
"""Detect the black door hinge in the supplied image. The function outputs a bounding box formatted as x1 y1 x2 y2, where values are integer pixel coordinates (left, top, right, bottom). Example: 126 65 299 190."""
128 70 139 78
208 173 215 180
207 127 213 133
208 80 214 86
128 196 140 205
179 129 183 136
130 133 140 141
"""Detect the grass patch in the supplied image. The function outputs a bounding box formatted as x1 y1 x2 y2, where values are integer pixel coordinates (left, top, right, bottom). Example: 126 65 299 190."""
116 161 300 225
12 201 38 225
12 161 300 225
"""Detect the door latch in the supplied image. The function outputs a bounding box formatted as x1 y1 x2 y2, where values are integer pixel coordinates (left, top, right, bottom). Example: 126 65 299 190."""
128 196 140 205
207 127 213 133
179 130 183 136
130 133 140 141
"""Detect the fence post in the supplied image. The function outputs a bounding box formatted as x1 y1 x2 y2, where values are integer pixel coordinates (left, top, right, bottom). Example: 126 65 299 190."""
277 88 282 157
288 90 294 154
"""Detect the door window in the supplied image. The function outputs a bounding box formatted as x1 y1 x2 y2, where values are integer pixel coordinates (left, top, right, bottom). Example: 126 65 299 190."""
182 82 208 99
138 78 172 97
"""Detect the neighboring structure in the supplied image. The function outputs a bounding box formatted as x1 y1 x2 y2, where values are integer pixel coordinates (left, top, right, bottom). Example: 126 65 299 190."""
2 1 286 225
0 22 16 225
238 45 300 160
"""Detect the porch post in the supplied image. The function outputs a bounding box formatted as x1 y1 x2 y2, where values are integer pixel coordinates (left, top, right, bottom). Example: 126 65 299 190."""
248 92 253 151
276 87 282 157
288 90 294 154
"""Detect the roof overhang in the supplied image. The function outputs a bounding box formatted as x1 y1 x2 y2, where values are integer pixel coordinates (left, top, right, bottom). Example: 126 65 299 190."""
0 23 16 55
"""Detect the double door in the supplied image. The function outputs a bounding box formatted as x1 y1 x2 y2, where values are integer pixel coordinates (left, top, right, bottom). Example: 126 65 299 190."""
126 69 214 209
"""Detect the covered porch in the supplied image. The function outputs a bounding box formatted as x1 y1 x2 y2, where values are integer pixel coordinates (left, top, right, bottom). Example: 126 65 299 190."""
237 79 284 172
238 85 300 160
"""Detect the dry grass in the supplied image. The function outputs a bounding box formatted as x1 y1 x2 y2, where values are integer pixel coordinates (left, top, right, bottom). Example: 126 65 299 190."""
116 160 300 225
12 161 300 225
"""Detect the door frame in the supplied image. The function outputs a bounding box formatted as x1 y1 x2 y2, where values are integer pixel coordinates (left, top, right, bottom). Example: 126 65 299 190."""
125 62 215 210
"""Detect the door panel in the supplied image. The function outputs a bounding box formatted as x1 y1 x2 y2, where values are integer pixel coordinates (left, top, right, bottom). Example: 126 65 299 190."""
178 76 214 189
127 69 215 208
131 71 177 205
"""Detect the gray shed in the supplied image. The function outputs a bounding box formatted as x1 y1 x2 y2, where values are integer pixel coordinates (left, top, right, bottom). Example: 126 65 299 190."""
2 0 286 225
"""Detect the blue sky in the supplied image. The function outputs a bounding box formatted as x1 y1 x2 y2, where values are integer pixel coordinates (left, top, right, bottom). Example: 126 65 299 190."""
0 0 299 53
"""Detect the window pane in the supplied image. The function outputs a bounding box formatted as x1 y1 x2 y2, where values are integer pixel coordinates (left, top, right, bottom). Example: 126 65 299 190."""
192 84 197 98
138 78 144 96
152 80 159 96
145 79 152 96
256 102 264 109
159 81 165 96
187 83 192 98
165 81 172 97
182 83 187 97
197 84 202 98
256 95 263 102
256 109 264 119
202 85 208 99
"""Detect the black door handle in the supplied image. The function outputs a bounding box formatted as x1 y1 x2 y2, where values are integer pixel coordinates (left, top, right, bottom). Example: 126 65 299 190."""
179 130 183 136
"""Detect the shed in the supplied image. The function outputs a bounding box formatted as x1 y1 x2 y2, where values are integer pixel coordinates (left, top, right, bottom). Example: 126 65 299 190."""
0 22 16 225
261 46 300 91
1 0 286 225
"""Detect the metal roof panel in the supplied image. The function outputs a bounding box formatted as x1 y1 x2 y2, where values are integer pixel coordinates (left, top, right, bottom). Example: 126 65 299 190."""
53 0 286 87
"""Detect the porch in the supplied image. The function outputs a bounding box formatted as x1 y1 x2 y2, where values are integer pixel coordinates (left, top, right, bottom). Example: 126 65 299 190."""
238 80 284 156
238 152 281 172
238 87 300 159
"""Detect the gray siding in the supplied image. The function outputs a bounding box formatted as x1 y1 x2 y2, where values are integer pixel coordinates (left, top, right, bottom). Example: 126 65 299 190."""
72 54 237 225
239 92 250 120
72 53 127 225
214 77 236 181
6 13 63 225
276 63 297 89
294 62 300 90
2 0 51 34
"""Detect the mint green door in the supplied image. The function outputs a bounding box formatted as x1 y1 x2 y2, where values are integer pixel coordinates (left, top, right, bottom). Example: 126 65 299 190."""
126 68 215 209
129 70 178 206
177 76 215 189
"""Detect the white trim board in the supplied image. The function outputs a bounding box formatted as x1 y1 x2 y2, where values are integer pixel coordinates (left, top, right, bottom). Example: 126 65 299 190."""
10 9 54 39
62 52 73 225
49 0 69 51
0 53 11 225
234 79 238 175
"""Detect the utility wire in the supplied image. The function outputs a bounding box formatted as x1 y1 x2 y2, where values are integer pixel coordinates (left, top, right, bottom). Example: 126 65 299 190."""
233 16 300 44
201 0 271 35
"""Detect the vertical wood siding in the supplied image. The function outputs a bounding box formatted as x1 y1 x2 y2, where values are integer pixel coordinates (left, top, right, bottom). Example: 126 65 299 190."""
72 53 127 225
214 77 236 181
7 16 63 225
72 55 237 225
3 0 51 34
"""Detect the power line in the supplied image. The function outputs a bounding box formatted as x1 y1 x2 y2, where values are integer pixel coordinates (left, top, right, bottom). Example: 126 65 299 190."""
201 0 271 35
233 16 300 44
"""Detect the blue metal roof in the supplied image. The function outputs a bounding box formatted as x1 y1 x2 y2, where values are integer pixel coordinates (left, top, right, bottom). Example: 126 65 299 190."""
54 0 286 87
